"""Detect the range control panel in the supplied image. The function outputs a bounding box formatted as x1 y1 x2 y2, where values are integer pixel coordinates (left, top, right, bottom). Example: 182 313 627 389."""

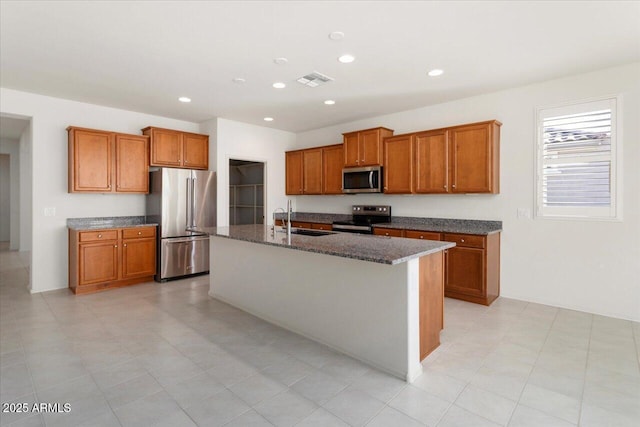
352 205 391 217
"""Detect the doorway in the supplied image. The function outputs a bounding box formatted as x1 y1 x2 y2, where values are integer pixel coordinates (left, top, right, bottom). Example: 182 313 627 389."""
228 159 265 225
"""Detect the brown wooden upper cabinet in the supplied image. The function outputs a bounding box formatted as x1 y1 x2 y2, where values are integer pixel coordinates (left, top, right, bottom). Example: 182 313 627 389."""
286 148 323 195
382 120 501 194
322 144 344 194
286 150 304 195
142 126 209 170
343 127 393 167
67 126 149 194
383 134 415 194
449 121 500 193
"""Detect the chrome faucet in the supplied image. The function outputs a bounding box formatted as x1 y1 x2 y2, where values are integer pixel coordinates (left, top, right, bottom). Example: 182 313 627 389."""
272 200 293 237
272 207 286 233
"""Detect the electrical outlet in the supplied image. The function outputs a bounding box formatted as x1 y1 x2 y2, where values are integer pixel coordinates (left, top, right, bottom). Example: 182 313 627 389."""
517 208 531 219
44 207 56 217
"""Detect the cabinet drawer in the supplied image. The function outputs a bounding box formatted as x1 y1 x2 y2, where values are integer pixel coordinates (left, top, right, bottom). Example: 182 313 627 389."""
443 233 485 248
291 221 312 229
310 223 332 231
405 230 441 241
79 230 118 242
374 228 405 237
122 227 156 239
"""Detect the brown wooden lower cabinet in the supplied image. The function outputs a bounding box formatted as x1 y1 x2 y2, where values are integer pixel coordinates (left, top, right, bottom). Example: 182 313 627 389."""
442 232 500 305
310 223 332 231
69 226 156 295
387 227 501 305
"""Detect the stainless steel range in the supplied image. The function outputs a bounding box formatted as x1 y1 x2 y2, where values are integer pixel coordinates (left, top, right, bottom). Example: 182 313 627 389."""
332 205 391 234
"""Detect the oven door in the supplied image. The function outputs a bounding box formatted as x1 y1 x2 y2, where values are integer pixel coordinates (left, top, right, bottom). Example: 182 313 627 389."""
342 166 382 194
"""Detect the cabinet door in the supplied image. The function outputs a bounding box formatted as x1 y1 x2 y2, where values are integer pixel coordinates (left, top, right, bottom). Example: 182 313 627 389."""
303 148 323 194
445 247 485 297
285 151 304 195
150 129 182 167
116 134 149 193
322 145 344 194
415 130 449 193
343 133 360 167
383 134 414 193
183 133 209 169
122 238 156 279
69 129 113 192
79 241 119 285
450 123 493 193
360 129 382 166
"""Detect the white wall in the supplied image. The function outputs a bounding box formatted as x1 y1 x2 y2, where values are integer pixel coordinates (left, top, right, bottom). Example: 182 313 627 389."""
0 154 10 241
19 121 32 254
295 63 640 322
0 138 20 250
212 118 297 227
0 88 200 292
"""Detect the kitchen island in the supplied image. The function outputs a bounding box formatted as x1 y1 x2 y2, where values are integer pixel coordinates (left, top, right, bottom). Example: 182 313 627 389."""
205 224 454 382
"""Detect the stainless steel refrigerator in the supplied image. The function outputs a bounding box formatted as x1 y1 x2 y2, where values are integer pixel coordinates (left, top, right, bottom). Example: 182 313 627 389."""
146 168 216 281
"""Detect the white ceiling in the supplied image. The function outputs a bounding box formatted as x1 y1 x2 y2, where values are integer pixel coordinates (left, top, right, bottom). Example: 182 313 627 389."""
1 1 638 133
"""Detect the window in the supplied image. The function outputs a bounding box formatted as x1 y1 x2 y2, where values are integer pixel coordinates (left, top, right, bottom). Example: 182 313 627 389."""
536 97 620 220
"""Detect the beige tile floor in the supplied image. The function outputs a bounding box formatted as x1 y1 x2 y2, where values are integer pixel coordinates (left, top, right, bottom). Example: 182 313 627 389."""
0 244 638 426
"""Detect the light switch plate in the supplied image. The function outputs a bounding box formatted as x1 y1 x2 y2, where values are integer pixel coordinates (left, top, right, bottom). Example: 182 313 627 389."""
44 207 56 217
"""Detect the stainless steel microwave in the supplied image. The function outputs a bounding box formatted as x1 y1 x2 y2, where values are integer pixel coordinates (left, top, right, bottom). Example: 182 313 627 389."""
342 166 383 194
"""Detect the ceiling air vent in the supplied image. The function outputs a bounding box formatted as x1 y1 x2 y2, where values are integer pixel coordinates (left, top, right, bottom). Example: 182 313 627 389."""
297 71 334 87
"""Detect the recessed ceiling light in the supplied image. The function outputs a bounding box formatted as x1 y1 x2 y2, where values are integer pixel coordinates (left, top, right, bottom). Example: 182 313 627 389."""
428 69 444 77
232 77 246 84
272 82 286 89
338 54 355 64
274 57 288 65
328 31 345 41
263 117 274 122
178 97 191 103
324 100 336 105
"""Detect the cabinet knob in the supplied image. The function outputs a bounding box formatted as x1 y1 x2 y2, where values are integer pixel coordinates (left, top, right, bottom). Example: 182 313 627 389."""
385 232 389 236
114 245 118 248
420 236 424 239
185 160 188 163
452 184 456 189
124 244 127 247
444 185 447 189
461 239 465 242
138 231 142 235
98 234 102 238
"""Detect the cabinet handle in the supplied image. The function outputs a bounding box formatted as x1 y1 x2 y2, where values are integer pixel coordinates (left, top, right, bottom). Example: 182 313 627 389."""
185 160 188 163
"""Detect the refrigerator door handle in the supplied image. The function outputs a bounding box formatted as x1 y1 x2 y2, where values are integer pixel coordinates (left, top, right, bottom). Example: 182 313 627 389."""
191 176 196 229
186 178 191 230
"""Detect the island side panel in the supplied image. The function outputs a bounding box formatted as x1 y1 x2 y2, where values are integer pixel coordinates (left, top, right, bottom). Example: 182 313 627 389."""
209 236 422 381
420 251 444 359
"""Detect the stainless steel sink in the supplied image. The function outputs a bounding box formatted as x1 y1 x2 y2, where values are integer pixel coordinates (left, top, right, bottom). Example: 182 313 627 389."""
290 229 335 237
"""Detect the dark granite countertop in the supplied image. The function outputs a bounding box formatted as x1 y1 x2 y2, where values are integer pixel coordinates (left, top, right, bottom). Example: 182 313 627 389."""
203 224 454 265
67 216 158 231
275 212 502 235
374 217 502 235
